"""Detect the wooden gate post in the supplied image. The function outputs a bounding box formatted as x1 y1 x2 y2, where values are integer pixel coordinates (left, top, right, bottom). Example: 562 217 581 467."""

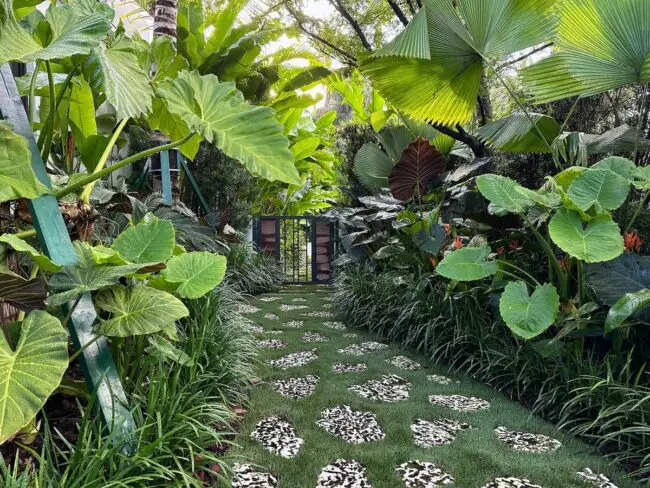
0 65 136 450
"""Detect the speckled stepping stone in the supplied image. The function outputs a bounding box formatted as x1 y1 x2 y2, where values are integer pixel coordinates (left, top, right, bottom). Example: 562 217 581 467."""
303 331 329 343
280 304 308 311
250 416 304 458
272 375 320 399
316 459 373 488
303 311 335 318
480 478 543 488
577 469 619 488
267 350 318 370
316 405 385 444
258 296 282 302
411 418 471 448
323 321 347 330
264 313 279 320
332 362 367 373
386 355 422 370
338 341 388 356
232 463 278 488
495 426 561 453
291 297 308 302
427 375 453 385
239 304 261 314
429 394 490 412
396 461 454 487
349 374 411 402
256 339 288 349
281 320 304 328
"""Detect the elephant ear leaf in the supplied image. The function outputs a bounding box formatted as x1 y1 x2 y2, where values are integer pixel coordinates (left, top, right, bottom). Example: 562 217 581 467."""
567 167 630 213
0 311 68 443
112 216 175 264
476 174 534 215
161 252 227 299
436 246 497 281
145 335 194 366
0 273 46 312
157 70 300 185
353 143 395 191
389 137 446 201
414 224 446 254
499 281 560 339
604 289 650 334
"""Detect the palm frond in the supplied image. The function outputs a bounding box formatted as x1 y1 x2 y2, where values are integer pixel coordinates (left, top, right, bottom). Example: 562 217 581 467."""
475 113 561 153
353 143 395 191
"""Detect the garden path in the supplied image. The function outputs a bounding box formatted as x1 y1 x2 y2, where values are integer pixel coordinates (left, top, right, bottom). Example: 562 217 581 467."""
231 286 637 488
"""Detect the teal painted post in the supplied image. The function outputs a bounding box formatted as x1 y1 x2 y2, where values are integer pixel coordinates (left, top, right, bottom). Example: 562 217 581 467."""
160 150 172 205
0 64 136 450
178 154 211 215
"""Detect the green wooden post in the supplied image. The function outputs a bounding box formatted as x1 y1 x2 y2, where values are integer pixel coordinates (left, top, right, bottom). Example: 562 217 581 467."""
0 64 136 450
178 153 211 215
160 150 172 205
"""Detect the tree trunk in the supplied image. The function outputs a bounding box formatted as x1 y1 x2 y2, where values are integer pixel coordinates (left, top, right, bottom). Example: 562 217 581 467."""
153 0 178 41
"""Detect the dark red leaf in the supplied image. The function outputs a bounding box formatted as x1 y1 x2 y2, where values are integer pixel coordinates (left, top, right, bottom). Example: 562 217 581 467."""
389 137 446 201
0 273 47 312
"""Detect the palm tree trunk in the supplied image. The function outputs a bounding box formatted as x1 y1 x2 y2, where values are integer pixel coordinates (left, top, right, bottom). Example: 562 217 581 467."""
153 0 178 41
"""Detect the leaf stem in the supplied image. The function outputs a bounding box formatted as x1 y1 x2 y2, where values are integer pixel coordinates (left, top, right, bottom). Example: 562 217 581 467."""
28 61 40 124
499 260 541 287
625 189 650 233
39 61 57 165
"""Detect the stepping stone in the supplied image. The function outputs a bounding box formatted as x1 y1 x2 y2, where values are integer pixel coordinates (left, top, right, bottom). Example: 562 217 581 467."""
232 463 278 488
316 405 385 444
494 426 562 453
349 374 411 402
272 375 320 399
239 304 261 314
577 469 619 488
429 394 490 412
250 416 304 458
303 331 329 343
291 297 308 302
411 418 471 448
280 304 308 311
480 478 543 488
267 350 318 370
257 339 288 349
338 341 388 356
386 355 422 370
281 320 304 328
303 311 335 318
323 296 336 302
316 459 373 488
427 375 453 385
264 313 279 320
323 321 347 330
321 303 333 309
258 296 282 302
332 363 367 373
396 460 454 487
343 332 358 338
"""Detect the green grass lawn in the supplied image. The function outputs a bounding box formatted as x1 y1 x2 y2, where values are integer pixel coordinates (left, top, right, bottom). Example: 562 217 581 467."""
231 286 639 488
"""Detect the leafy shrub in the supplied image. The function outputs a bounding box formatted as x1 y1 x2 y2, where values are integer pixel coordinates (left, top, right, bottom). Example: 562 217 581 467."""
225 241 282 296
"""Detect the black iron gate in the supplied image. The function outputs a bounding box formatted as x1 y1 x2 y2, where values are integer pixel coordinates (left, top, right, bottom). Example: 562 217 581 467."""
253 216 336 284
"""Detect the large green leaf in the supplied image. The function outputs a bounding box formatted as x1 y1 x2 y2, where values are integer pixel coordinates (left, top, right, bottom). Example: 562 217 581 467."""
548 209 623 263
353 143 395 191
475 113 560 153
0 273 46 312
161 252 226 299
567 166 630 213
0 0 110 64
157 70 299 185
523 0 650 102
436 246 497 281
67 77 97 145
476 174 533 215
147 99 202 159
0 122 49 203
389 137 446 200
282 67 332 92
0 234 60 272
604 289 650 333
95 285 189 337
0 311 68 443
145 335 194 366
112 217 175 265
499 281 560 339
362 0 556 125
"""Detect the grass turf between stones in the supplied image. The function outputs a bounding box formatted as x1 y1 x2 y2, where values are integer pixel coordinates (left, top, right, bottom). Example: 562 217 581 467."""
233 286 639 488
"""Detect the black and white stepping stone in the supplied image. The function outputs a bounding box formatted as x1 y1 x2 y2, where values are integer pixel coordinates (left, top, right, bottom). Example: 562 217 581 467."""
250 416 304 458
338 341 388 356
303 331 329 343
303 311 335 318
232 463 278 488
267 350 318 370
332 363 367 373
257 339 288 349
264 313 279 320
258 296 282 302
349 374 411 402
271 375 320 399
396 461 454 487
480 478 543 488
323 321 347 330
427 375 453 385
239 304 261 314
291 297 308 302
411 418 471 448
343 332 358 338
386 355 422 370
577 469 619 488
316 459 373 488
280 304 308 312
429 395 490 412
494 426 562 453
281 320 304 328
316 405 385 444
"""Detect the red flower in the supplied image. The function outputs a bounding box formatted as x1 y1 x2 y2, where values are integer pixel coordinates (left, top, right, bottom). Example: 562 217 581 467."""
509 240 520 251
624 232 643 253
430 257 438 268
453 236 463 249
496 247 506 255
